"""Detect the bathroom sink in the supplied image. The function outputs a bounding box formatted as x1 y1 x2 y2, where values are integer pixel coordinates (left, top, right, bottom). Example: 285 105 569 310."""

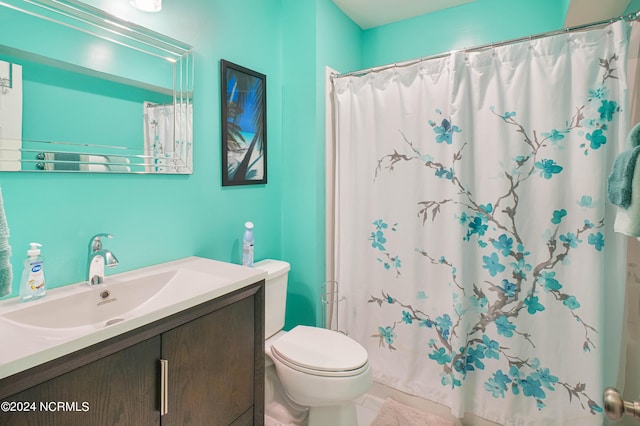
2 269 178 329
0 256 267 380
1 262 236 330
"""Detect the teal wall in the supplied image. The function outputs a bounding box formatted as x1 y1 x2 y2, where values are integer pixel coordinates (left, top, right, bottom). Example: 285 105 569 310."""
627 0 640 14
0 0 362 330
280 0 318 327
2 0 616 330
1 0 288 299
362 0 570 69
17 60 165 159
280 0 361 328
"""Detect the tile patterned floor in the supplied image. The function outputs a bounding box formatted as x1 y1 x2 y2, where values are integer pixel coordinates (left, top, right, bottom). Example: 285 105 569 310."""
265 393 385 426
355 393 385 426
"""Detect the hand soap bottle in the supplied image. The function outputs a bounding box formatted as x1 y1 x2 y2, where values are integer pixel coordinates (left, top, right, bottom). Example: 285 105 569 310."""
19 242 46 302
242 222 254 267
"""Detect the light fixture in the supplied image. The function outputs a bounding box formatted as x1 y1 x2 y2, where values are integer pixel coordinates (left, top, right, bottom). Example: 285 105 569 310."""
129 0 161 12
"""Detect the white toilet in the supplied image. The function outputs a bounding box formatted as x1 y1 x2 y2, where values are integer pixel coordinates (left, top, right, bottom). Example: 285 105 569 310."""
255 259 372 426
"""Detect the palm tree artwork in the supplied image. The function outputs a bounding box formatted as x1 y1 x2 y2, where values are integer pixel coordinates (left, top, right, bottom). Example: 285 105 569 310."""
222 60 266 185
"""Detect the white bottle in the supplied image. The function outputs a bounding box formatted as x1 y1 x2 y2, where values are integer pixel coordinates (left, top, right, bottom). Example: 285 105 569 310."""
242 221 254 267
19 242 46 302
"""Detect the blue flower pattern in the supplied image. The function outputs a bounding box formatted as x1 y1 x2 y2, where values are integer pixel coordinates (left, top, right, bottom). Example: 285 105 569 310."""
483 253 505 276
586 128 607 150
368 60 617 417
579 86 619 155
370 220 402 276
551 209 567 225
429 118 461 145
534 159 563 179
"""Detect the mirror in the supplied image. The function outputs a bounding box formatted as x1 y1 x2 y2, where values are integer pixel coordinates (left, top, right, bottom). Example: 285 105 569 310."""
0 0 194 174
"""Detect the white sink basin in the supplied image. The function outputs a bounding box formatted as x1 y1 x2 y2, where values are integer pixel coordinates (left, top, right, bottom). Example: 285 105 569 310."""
0 256 267 380
3 270 177 329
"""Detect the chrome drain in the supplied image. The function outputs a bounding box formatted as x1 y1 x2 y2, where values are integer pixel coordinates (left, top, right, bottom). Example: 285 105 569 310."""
105 318 125 326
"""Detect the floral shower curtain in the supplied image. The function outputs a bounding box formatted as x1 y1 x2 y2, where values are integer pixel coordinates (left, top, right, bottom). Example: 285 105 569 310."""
332 21 630 425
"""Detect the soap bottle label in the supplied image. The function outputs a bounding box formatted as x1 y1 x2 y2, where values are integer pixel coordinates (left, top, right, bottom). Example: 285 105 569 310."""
28 260 46 296
242 241 254 267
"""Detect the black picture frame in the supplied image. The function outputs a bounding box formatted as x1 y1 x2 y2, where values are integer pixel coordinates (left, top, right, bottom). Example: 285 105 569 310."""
221 60 267 186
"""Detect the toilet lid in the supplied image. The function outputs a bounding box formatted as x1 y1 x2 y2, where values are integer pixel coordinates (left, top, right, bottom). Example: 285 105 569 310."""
270 326 368 373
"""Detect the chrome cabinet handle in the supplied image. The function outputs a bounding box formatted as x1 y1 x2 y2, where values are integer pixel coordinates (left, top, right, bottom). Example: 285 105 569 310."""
160 359 169 416
604 387 640 420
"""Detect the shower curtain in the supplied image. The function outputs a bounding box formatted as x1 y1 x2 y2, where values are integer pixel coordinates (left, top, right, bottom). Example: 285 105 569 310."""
144 101 193 172
332 21 630 425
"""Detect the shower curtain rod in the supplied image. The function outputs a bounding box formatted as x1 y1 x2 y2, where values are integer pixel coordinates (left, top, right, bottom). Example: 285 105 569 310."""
333 9 640 79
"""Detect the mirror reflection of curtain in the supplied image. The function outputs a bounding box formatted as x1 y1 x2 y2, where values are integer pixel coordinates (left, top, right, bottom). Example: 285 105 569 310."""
144 101 193 173
0 60 22 171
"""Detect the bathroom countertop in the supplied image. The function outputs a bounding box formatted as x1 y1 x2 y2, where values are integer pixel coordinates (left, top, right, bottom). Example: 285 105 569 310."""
0 256 266 381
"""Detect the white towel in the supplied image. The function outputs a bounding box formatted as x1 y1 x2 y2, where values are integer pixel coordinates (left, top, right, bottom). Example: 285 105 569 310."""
0 185 12 297
615 152 640 236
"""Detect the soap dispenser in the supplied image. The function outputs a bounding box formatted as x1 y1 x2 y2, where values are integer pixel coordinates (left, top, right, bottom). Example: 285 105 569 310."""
19 242 46 302
242 221 254 267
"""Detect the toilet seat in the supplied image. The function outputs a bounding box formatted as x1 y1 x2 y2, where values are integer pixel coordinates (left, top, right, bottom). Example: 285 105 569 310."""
270 325 369 377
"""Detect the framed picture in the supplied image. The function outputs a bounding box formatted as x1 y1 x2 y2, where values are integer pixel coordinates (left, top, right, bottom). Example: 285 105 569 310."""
221 60 267 186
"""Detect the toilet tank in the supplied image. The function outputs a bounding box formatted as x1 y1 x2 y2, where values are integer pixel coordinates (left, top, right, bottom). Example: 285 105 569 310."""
254 259 290 339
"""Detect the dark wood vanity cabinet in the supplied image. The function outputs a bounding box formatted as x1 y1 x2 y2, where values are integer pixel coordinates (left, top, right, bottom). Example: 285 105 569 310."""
0 281 264 426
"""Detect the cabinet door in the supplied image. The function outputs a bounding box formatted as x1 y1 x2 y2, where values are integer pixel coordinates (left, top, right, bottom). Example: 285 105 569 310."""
161 296 255 426
0 336 161 426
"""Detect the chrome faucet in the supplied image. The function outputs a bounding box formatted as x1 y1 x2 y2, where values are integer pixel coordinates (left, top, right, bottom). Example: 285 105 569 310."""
87 233 119 285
